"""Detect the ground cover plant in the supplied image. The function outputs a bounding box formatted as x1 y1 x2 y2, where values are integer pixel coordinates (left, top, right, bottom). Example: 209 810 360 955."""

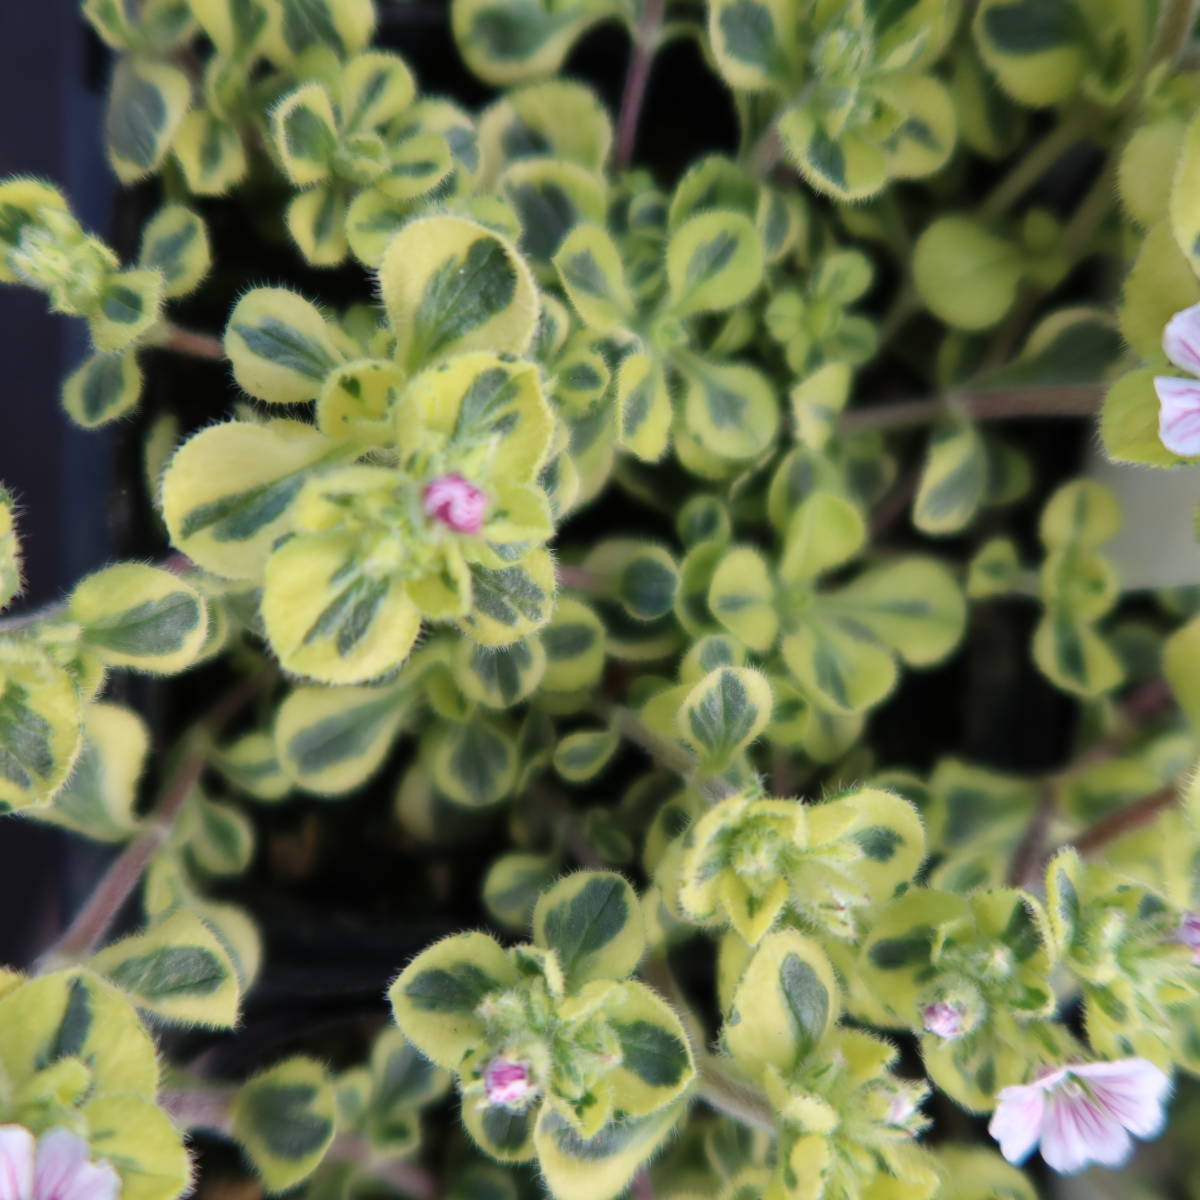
2 0 1200 1197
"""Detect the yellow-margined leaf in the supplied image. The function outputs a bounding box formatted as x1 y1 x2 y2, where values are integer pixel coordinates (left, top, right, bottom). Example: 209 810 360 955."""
681 358 779 463
1032 613 1124 698
823 557 966 667
554 725 620 783
70 563 207 674
285 184 350 267
533 871 645 991
457 637 546 708
37 701 146 842
89 268 164 353
707 546 778 654
459 551 557 646
452 0 603 86
225 287 343 405
84 1093 191 1200
173 110 247 195
0 487 20 610
138 204 210 298
779 491 865 584
380 215 539 370
706 0 791 91
538 597 606 694
90 909 241 1028
914 413 988 535
341 50 416 132
726 930 840 1076
461 1093 537 1163
215 730 291 802
265 0 373 61
105 58 191 183
401 353 554 482
677 667 772 769
389 930 519 1069
534 1098 684 1200
484 851 558 931
781 613 898 715
973 0 1086 107
616 351 673 462
477 79 612 185
603 980 694 1117
61 350 142 429
0 642 83 809
261 531 422 685
502 158 607 271
0 968 160 1100
427 715 518 809
230 1056 338 1193
1039 479 1120 550
554 223 635 335
161 418 345 580
666 211 763 317
275 682 410 796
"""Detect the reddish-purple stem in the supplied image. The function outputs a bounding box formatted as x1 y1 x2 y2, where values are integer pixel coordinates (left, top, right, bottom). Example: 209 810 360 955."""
614 0 666 170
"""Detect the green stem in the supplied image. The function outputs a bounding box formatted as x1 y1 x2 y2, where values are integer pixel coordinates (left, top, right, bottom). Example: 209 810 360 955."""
840 384 1102 434
1153 0 1200 66
979 111 1098 222
603 704 737 804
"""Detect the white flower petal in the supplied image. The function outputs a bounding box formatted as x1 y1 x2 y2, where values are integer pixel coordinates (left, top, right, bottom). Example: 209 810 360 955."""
0 1126 34 1200
1040 1087 1132 1174
1163 302 1200 375
34 1129 91 1199
1075 1057 1171 1139
52 1159 120 1200
1154 376 1200 457
989 1083 1046 1165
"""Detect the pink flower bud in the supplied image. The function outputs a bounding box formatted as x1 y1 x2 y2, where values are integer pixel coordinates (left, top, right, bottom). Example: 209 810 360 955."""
1178 912 1200 964
484 1057 532 1107
922 1002 965 1040
423 474 487 535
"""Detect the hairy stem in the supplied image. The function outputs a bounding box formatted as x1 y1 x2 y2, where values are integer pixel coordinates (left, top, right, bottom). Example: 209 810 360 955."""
556 564 610 594
614 0 666 170
1069 784 1180 859
0 599 67 634
840 384 1102 434
39 673 265 965
161 323 226 361
1008 783 1058 887
697 1054 777 1137
329 1134 439 1199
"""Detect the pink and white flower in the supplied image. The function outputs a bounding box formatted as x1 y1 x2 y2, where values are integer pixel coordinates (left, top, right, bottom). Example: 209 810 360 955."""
1178 912 1200 964
922 1002 965 1040
989 1057 1170 1175
0 1125 120 1200
423 474 488 535
483 1057 533 1108
1154 302 1200 456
